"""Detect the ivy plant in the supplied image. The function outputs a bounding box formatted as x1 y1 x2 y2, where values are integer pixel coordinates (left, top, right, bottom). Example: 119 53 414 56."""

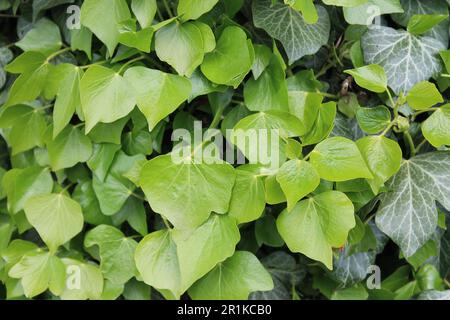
0 0 449 300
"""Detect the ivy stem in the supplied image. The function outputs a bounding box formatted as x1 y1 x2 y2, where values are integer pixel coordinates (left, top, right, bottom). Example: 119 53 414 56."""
142 55 167 71
209 105 226 129
162 0 174 18
156 6 164 21
59 182 76 194
117 55 146 74
404 131 416 158
73 123 85 129
386 89 397 114
286 68 294 77
440 74 450 78
412 108 437 119
162 217 172 230
332 45 344 68
317 90 339 100
0 13 18 18
46 47 71 62
37 104 54 111
315 61 335 78
131 192 146 201
4 43 15 49
80 60 108 69
445 279 450 288
364 214 375 225
380 90 402 136
415 139 428 154
303 150 314 161
380 120 396 137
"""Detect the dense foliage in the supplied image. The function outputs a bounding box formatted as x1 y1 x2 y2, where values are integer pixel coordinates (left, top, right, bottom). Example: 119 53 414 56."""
0 0 449 300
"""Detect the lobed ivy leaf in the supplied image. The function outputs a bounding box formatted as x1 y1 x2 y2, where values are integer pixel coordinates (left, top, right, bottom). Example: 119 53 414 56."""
309 137 373 182
124 66 191 130
84 225 138 285
376 152 450 257
252 0 330 65
178 0 219 21
24 193 84 253
188 251 274 300
277 191 355 269
140 154 236 229
201 26 254 88
80 65 136 133
60 258 103 300
362 26 446 94
81 0 131 56
8 250 65 298
422 104 450 148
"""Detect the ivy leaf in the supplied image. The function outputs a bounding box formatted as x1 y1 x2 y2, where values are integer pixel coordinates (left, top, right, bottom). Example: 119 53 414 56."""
177 0 219 20
9 251 65 298
24 193 84 252
155 21 206 77
53 65 83 138
80 65 136 133
361 26 445 94
81 0 131 56
84 225 138 285
244 55 289 112
93 152 145 216
140 154 236 229
376 152 450 257
251 44 272 80
392 0 449 46
87 143 121 182
343 0 404 25
228 166 266 224
118 20 154 53
252 0 330 65
407 14 449 36
345 64 387 93
406 81 443 110
4 53 50 107
231 110 306 166
0 105 47 154
124 67 191 130
2 166 53 214
131 0 156 29
301 101 336 146
277 191 355 269
60 258 104 300
356 136 402 193
73 181 112 226
201 26 254 88
135 230 182 297
322 0 367 6
16 18 62 55
331 222 388 286
250 251 305 299
70 26 93 60
276 160 320 211
31 0 74 20
418 290 450 300
422 104 450 148
285 0 319 24
309 137 374 182
173 214 240 292
356 106 391 134
188 251 273 300
47 125 93 171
